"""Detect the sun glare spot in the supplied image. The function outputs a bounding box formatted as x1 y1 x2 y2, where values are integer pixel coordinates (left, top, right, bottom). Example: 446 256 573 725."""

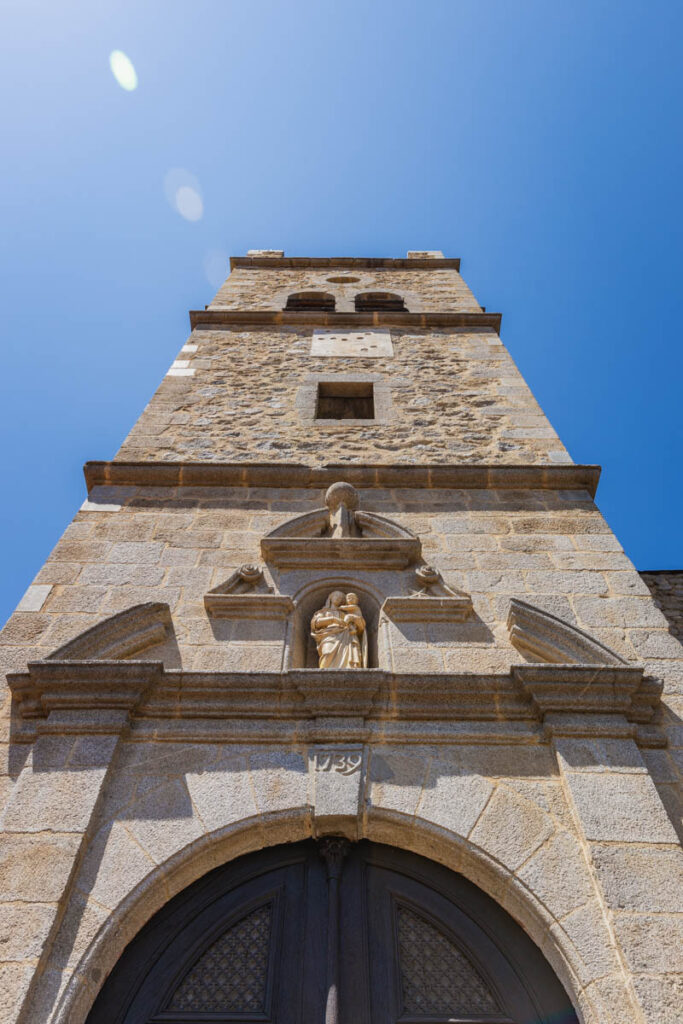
175 185 203 221
204 250 230 289
163 169 204 222
109 50 138 91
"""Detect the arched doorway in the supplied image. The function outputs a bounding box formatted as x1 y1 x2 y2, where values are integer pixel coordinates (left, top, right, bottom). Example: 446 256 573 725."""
87 840 578 1024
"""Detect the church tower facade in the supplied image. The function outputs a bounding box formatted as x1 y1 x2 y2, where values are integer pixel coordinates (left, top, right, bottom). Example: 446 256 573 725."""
1 251 681 1023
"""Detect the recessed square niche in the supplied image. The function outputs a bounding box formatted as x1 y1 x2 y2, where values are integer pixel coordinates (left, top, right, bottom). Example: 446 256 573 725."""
316 382 375 420
310 329 393 358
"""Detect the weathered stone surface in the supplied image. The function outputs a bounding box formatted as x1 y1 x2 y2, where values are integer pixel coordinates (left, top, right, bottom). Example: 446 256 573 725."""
551 899 621 980
75 822 155 910
517 831 594 917
0 834 80 901
613 913 683 973
469 785 554 870
186 758 259 831
561 772 679 843
1 767 107 833
631 974 683 1024
418 761 494 838
640 571 683 643
0 964 32 1024
0 903 56 959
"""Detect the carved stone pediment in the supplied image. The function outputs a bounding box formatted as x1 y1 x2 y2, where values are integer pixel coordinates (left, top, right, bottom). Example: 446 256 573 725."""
204 565 294 619
382 565 473 622
507 599 625 666
47 603 173 661
260 482 421 569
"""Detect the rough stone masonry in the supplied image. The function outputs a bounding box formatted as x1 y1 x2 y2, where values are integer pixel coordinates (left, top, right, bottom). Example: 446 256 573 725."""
0 250 681 1024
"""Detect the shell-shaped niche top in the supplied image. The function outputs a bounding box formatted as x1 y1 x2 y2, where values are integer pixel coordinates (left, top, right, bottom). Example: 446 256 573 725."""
261 482 421 569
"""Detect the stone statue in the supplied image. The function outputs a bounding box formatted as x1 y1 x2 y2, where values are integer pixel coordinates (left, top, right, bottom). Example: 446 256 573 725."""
311 590 368 669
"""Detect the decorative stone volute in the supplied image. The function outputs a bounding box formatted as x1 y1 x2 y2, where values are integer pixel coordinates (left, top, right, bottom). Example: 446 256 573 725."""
204 564 294 619
381 565 473 622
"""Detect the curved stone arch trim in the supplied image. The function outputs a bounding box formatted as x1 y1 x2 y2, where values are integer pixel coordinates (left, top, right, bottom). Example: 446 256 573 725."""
264 507 418 542
43 808 616 1024
47 603 173 661
507 598 626 666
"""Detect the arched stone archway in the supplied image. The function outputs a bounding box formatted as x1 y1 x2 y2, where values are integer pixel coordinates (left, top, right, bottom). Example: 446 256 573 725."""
31 798 631 1024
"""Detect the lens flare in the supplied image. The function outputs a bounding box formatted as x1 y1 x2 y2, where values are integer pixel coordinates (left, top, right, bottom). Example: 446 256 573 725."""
163 169 204 222
204 249 230 289
109 50 138 91
175 185 203 221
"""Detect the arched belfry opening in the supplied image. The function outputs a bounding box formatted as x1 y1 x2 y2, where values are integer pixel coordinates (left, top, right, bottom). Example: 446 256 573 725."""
285 290 336 311
355 290 407 311
86 840 579 1024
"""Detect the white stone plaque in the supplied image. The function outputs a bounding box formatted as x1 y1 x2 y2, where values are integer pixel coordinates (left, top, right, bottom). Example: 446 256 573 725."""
310 330 393 358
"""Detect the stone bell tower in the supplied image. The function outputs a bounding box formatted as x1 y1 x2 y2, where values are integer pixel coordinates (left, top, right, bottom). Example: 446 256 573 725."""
0 250 681 1024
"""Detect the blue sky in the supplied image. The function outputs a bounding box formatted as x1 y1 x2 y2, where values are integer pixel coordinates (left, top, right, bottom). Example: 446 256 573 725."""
1 0 681 626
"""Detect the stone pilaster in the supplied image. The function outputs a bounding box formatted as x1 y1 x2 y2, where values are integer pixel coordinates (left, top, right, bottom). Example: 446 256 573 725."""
0 663 158 1024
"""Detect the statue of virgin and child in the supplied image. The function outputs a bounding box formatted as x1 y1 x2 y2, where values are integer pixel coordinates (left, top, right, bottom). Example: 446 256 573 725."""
310 590 368 669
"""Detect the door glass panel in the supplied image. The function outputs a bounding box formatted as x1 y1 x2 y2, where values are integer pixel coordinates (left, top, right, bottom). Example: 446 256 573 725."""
396 903 500 1017
166 901 273 1014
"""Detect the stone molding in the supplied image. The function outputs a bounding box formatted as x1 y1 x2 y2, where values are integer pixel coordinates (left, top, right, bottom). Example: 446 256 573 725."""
229 255 461 270
7 660 161 729
7 661 663 746
507 599 626 665
204 591 294 619
513 665 664 745
189 308 500 330
381 594 473 622
262 536 421 569
84 461 601 495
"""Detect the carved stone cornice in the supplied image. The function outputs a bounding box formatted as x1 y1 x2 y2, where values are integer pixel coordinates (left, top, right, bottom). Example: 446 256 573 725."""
8 659 663 745
261 537 421 570
381 595 472 622
189 309 502 331
512 665 664 745
229 256 462 270
8 661 162 727
84 461 601 497
204 593 294 619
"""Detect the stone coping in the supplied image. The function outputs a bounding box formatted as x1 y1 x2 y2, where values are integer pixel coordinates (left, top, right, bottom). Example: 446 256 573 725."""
229 256 461 270
85 462 601 495
189 309 501 330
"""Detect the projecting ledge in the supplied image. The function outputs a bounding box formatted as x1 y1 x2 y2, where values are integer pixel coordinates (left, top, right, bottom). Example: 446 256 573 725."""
7 661 663 746
229 256 461 271
189 309 501 331
84 462 602 496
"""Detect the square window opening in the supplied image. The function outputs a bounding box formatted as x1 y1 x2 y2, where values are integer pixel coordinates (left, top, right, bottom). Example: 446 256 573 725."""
316 382 375 420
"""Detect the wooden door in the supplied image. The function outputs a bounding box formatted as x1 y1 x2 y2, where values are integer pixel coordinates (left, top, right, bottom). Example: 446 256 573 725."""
86 840 578 1024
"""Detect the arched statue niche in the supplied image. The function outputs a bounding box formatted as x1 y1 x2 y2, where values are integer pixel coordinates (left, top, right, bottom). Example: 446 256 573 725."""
286 579 384 669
